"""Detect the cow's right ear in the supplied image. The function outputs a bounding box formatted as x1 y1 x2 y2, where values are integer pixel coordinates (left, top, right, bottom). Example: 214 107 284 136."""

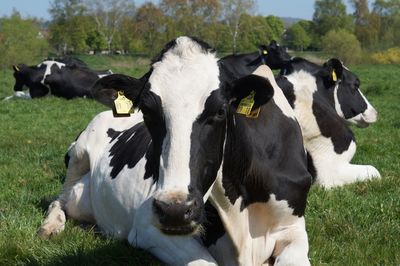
13 64 25 72
91 74 146 109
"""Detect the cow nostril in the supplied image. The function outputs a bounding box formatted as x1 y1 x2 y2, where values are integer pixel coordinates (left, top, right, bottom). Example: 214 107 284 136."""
184 208 193 220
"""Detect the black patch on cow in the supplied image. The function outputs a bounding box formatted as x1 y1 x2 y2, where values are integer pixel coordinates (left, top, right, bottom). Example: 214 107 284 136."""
201 202 226 247
276 76 296 109
222 101 311 217
107 122 154 180
189 90 227 196
219 52 263 79
312 96 355 154
306 152 317 182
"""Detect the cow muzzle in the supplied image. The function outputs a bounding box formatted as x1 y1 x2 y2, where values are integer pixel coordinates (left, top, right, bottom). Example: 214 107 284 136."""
153 192 203 235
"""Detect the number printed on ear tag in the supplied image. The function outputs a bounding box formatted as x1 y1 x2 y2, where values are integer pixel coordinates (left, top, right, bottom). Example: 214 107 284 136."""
114 91 133 115
236 91 255 116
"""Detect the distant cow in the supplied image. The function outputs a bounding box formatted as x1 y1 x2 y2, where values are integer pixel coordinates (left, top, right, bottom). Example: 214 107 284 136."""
219 40 291 78
39 37 311 265
6 58 112 100
276 57 380 188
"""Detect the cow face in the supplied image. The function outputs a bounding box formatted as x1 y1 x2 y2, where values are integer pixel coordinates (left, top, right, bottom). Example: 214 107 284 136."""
259 40 291 69
92 36 274 235
12 64 49 98
323 59 378 127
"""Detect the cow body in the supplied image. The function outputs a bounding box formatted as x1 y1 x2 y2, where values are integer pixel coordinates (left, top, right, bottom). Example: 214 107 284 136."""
7 58 112 100
40 37 311 265
276 58 380 188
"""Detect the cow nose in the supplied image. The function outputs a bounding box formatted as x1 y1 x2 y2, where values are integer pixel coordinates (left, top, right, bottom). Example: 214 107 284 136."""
153 197 200 226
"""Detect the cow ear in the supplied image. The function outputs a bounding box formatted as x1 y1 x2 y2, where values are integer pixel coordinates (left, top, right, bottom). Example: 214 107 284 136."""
13 64 25 72
324 58 343 82
91 74 146 109
258 44 268 55
230 74 274 114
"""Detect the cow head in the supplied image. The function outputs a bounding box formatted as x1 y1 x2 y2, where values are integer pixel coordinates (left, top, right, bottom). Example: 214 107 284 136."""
320 58 378 128
259 40 291 69
12 63 49 98
92 36 274 235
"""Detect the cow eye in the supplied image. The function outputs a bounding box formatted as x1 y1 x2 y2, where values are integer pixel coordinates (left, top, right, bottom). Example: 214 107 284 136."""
216 105 227 118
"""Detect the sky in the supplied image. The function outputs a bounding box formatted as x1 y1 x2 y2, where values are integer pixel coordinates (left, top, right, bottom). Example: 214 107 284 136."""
0 0 354 21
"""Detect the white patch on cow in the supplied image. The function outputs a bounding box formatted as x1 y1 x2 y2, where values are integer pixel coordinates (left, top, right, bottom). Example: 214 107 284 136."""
252 65 295 119
97 74 109 78
333 83 345 118
347 90 378 127
149 36 220 195
286 71 321 140
210 177 310 265
38 60 66 88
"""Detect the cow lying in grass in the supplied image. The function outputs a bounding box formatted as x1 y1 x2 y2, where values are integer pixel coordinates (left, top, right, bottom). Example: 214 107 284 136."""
5 57 112 100
275 57 380 188
221 42 380 188
39 37 311 265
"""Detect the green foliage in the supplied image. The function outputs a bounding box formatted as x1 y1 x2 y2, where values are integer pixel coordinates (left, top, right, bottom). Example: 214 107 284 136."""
285 22 311 51
0 12 49 68
312 0 354 47
321 29 362 64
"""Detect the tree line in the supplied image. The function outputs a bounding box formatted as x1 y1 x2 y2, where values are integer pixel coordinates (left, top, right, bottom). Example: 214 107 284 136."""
0 0 399 68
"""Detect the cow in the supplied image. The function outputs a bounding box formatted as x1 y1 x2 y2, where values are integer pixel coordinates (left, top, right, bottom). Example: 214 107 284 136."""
219 40 291 78
6 58 112 100
274 57 380 188
38 37 311 265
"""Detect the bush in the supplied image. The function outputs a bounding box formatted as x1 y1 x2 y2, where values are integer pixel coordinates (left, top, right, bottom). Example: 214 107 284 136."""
0 12 49 69
321 29 362 64
370 47 400 64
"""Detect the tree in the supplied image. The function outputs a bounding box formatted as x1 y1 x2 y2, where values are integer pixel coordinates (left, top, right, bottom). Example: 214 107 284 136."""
372 0 400 49
264 16 285 41
134 2 165 55
84 0 135 54
0 11 49 68
312 0 354 38
321 29 362 64
48 0 87 54
285 22 311 51
220 0 255 53
350 0 380 49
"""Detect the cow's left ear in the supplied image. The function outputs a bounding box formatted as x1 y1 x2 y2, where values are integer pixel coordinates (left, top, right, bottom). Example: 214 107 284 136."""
229 74 274 115
258 45 268 55
323 58 344 82
91 74 147 110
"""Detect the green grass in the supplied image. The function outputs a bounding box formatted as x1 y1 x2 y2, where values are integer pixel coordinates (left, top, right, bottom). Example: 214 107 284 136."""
0 58 399 265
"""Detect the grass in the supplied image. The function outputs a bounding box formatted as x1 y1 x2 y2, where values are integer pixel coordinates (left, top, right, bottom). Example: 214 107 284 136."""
0 57 399 265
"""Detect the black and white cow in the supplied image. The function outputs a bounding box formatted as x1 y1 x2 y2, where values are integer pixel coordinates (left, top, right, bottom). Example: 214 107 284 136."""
39 37 311 265
275 57 380 188
6 59 112 100
219 40 291 78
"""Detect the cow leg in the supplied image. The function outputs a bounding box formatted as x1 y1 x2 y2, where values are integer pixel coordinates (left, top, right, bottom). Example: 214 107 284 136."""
270 216 310 266
128 225 217 266
38 142 91 238
316 162 381 188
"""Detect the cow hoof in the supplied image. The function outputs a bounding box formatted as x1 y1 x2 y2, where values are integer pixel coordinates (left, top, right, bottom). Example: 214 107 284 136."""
366 165 381 179
37 223 65 239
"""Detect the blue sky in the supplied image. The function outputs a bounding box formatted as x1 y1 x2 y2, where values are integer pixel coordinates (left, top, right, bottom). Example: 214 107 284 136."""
0 0 354 21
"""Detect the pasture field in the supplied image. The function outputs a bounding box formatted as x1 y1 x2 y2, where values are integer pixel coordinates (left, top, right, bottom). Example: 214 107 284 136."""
0 56 399 265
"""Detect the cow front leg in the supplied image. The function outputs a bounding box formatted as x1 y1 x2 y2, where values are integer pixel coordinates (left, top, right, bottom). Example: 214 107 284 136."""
38 142 91 238
270 217 310 266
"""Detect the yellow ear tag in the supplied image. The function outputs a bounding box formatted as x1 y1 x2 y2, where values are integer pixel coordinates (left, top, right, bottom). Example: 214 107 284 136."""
332 70 337 82
246 107 261 118
14 65 20 72
237 91 256 116
114 91 133 115
263 50 268 55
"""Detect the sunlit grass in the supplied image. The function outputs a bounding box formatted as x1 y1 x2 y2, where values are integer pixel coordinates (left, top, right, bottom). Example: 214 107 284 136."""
0 59 399 265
